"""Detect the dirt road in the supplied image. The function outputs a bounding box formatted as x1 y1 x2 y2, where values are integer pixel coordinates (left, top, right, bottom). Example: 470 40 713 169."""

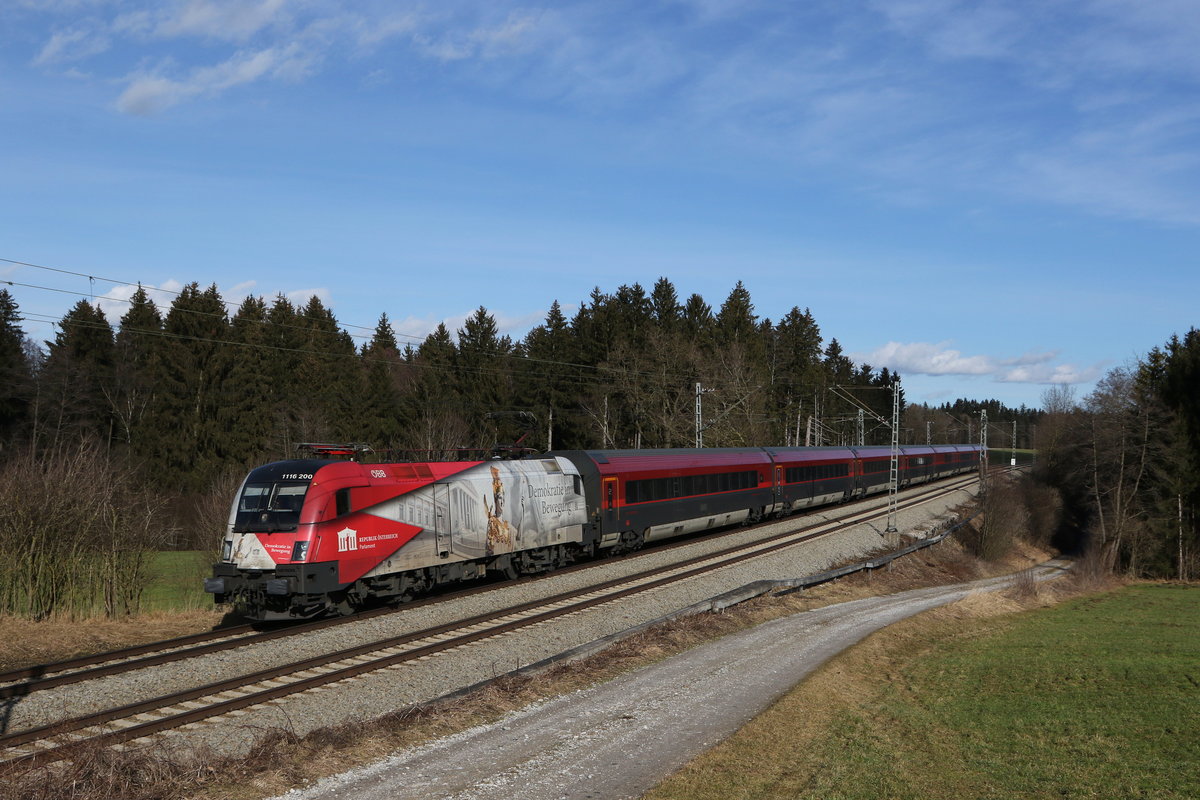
273 566 1059 800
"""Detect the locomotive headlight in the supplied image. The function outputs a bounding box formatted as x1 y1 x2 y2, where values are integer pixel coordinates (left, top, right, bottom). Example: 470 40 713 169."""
291 541 310 562
221 540 232 561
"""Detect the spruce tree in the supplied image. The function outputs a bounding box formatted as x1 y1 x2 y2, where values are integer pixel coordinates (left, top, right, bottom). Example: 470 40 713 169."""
649 277 681 330
714 281 759 348
404 323 465 454
294 296 360 443
145 283 231 492
40 299 115 448
455 306 513 445
112 286 163 451
521 301 579 449
359 312 407 450
0 289 32 447
220 295 277 464
681 293 714 345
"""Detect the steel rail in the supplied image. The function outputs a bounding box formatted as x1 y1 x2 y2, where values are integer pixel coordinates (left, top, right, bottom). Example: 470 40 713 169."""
0 472 980 772
0 469 983 699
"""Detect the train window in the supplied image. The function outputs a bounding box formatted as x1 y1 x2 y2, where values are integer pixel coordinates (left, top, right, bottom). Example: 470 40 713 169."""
239 485 270 512
625 468 762 503
233 481 307 532
335 488 350 518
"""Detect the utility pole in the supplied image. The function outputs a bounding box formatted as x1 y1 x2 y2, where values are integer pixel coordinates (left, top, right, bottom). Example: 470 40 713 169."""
979 409 988 488
857 408 865 446
695 382 715 448
1011 418 1017 467
926 420 932 445
886 380 900 534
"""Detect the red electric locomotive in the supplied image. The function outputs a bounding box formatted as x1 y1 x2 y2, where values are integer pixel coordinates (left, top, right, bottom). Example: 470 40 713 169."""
206 443 982 620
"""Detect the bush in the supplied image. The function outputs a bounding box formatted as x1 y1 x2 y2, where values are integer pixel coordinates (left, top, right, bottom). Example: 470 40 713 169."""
0 442 167 619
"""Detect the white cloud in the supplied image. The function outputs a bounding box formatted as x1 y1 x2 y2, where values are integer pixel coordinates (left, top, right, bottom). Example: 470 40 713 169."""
997 362 1105 385
391 307 560 346
116 43 316 114
95 280 184 324
352 12 419 49
393 314 443 344
33 27 110 65
412 11 543 62
857 341 995 376
285 287 333 307
854 340 1102 386
20 1 1200 229
153 0 291 42
117 76 186 115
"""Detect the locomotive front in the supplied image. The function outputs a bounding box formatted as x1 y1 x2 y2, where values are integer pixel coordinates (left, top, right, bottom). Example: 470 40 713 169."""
204 458 349 620
204 454 588 620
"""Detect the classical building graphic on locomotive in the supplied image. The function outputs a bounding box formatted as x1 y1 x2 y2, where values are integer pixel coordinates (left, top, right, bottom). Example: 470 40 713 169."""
206 444 982 620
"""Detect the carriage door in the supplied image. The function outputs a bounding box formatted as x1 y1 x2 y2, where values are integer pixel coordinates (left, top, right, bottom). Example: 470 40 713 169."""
433 483 452 558
602 477 619 532
775 466 784 508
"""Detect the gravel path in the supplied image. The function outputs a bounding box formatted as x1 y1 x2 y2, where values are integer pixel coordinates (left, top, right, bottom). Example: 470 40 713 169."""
2 479 976 759
269 565 1053 800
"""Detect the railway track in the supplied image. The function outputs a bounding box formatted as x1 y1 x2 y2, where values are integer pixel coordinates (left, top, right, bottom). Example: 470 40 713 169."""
0 469 987 700
0 471 982 771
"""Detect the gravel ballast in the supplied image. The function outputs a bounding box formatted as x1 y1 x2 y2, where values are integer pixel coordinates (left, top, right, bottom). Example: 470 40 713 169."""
9 480 978 759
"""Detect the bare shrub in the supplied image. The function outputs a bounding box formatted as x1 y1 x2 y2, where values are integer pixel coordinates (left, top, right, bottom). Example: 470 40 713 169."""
961 481 1029 562
1071 538 1117 589
1006 567 1040 601
0 441 167 619
185 467 246 556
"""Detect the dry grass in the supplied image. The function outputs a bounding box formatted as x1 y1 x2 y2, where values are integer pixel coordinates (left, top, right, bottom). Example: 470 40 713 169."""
1 522 1078 800
0 609 224 673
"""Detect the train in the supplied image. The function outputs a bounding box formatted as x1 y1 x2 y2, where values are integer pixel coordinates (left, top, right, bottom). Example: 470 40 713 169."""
205 444 983 620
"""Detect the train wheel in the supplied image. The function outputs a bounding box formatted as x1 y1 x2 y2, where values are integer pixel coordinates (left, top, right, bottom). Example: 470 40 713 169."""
329 588 359 616
616 529 645 553
491 554 519 580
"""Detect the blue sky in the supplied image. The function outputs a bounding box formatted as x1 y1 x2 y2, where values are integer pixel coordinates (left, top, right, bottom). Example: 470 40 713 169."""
2 0 1197 410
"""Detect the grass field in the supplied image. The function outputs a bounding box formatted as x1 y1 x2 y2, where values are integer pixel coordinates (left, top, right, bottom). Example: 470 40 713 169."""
988 447 1036 466
144 550 213 611
646 584 1199 800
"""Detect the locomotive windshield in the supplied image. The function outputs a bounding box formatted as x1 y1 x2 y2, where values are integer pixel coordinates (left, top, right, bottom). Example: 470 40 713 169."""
232 481 309 533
